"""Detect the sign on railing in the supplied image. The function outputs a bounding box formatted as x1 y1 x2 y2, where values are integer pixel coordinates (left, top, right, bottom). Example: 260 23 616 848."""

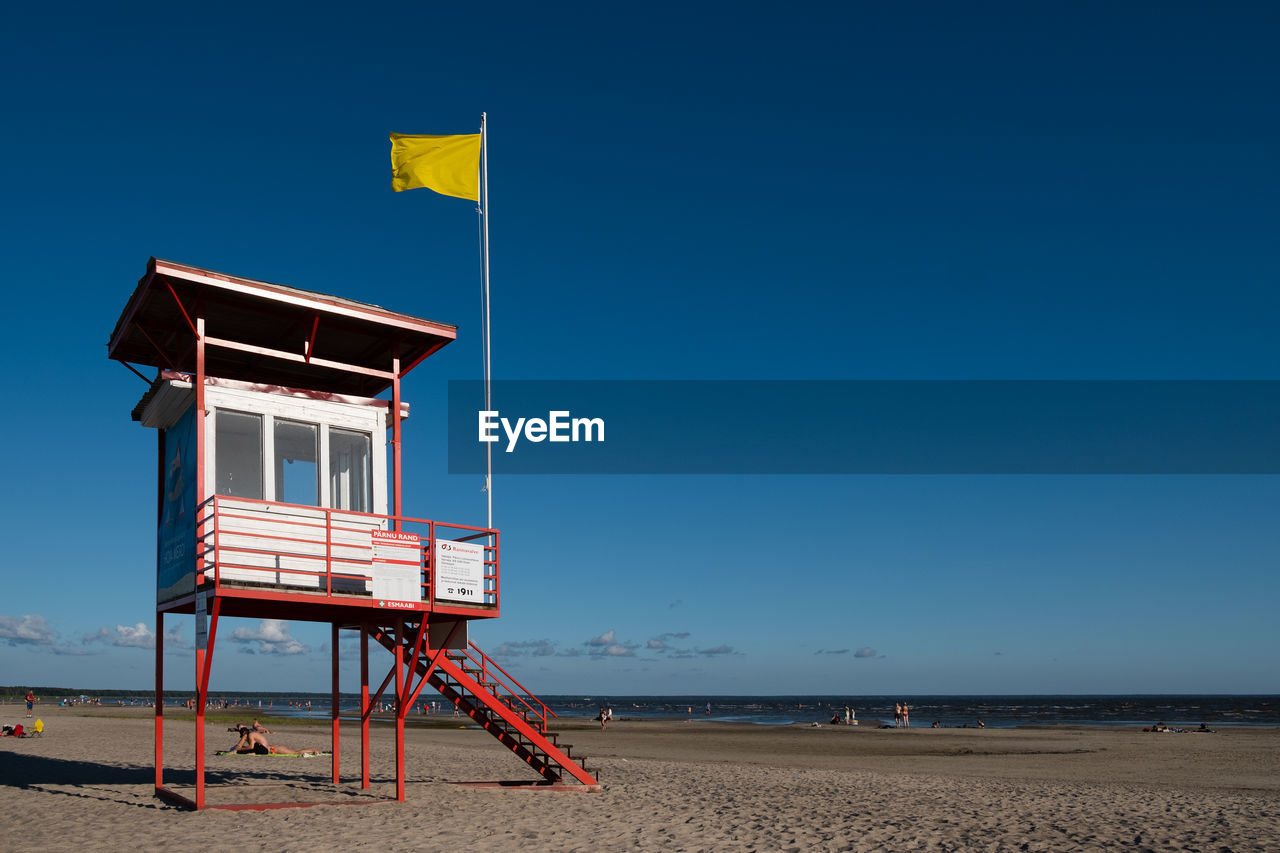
371 530 422 603
434 539 485 602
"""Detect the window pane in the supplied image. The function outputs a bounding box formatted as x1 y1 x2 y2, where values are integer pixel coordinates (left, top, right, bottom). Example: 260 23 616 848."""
330 428 372 512
215 411 263 499
275 420 318 506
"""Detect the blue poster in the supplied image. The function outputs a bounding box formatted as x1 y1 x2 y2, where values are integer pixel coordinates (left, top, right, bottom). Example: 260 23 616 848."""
158 405 196 602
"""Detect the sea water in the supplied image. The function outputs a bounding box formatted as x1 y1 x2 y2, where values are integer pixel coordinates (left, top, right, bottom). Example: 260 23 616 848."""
106 693 1280 728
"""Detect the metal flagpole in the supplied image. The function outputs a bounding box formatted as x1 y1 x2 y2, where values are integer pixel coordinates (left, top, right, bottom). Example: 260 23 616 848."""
480 112 493 530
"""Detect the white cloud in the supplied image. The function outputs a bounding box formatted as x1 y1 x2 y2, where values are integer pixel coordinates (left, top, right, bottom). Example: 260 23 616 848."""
854 647 878 658
586 629 617 647
83 622 156 649
493 639 557 658
647 632 692 653
0 615 94 656
0 614 59 646
583 629 638 657
230 619 308 655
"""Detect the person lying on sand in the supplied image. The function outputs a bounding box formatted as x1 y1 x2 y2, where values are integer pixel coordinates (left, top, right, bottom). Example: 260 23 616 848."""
230 726 320 756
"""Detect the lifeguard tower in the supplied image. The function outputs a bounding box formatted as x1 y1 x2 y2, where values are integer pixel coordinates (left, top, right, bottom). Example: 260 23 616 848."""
108 258 597 809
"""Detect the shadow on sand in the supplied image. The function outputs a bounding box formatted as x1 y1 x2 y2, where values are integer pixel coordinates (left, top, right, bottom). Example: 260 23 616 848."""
0 748 340 808
1 748 397 809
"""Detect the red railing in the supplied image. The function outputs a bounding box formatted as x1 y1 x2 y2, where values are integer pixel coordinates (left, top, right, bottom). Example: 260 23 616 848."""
451 642 558 733
195 495 499 610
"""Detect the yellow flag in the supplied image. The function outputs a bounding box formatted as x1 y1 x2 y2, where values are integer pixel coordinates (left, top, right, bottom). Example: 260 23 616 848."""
390 132 481 200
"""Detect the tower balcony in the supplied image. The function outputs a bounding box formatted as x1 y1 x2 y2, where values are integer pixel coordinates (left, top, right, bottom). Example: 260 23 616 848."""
187 495 499 622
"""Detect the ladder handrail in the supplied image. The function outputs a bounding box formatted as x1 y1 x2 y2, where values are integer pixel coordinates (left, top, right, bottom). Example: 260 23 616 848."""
451 642 557 731
470 643 559 721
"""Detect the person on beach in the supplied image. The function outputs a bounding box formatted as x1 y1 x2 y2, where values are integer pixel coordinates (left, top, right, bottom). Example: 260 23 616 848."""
894 702 902 727
903 702 910 728
26 690 36 717
251 718 271 734
598 708 608 730
230 726 320 756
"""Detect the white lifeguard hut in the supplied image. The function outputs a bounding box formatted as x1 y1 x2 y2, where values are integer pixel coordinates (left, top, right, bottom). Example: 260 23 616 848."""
108 258 597 809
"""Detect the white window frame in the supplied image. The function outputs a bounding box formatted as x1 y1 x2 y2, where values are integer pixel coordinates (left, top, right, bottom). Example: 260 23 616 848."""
205 386 388 516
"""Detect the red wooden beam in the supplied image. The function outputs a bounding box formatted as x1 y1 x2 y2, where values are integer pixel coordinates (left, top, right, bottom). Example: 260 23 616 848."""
134 322 177 370
306 315 320 364
120 361 153 384
107 266 156 358
163 277 199 339
203 335 396 380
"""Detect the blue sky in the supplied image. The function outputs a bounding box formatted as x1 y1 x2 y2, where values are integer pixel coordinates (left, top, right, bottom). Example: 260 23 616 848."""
1 2 1277 696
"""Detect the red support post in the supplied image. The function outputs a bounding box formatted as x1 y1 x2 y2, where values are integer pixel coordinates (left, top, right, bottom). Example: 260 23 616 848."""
155 429 167 793
194 650 205 807
391 358 401 532
194 315 207 810
155 610 164 790
394 616 406 802
202 598 221 690
360 624 370 789
331 623 340 784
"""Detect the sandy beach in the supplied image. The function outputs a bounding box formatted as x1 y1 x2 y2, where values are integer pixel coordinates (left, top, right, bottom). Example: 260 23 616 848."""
2 704 1277 852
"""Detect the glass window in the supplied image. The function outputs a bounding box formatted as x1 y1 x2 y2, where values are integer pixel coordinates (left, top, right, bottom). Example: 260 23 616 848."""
215 411 263 499
274 420 319 506
330 428 372 512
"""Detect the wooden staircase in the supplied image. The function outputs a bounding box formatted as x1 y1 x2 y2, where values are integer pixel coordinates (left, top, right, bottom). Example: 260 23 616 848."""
369 628 599 787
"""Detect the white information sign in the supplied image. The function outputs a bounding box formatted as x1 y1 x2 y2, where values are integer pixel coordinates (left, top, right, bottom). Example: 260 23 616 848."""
371 531 423 604
434 539 485 603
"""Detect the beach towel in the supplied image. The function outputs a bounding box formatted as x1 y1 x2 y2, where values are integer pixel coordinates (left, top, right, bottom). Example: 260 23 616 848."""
215 749 330 757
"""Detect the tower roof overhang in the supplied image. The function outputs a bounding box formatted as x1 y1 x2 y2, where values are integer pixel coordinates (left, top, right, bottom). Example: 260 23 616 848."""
107 258 456 396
